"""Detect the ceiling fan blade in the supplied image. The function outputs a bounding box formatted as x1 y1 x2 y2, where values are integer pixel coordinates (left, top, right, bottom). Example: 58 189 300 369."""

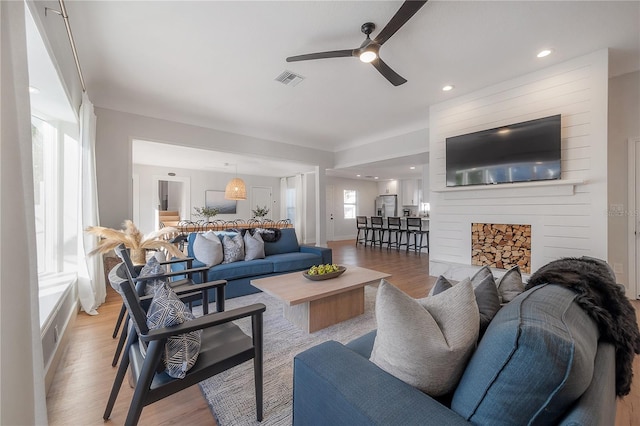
286 49 355 62
374 0 428 46
371 58 407 86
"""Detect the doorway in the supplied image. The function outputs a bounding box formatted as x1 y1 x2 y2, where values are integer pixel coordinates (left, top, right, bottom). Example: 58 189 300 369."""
326 184 335 242
628 137 640 299
151 175 190 230
251 186 273 220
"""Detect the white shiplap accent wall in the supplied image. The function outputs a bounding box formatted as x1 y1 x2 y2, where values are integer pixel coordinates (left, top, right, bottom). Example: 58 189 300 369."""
429 50 609 278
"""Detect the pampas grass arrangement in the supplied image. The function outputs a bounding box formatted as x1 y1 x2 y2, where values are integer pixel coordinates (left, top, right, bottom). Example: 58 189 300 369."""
85 220 184 264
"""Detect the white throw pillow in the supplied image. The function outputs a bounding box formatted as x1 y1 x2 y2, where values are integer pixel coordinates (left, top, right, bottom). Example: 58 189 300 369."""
244 231 265 261
370 279 479 396
192 232 223 267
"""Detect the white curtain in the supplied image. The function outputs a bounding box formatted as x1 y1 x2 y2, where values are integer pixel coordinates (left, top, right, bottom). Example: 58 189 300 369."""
280 177 287 219
0 1 48 423
77 92 104 314
294 174 304 243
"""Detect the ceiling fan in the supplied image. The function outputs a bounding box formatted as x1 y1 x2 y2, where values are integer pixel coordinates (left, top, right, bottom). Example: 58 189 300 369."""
286 0 428 86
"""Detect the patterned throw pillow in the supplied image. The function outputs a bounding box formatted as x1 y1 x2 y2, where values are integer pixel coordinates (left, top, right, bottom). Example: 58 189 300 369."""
370 279 479 396
244 231 265 261
146 282 202 379
222 234 245 264
138 256 167 296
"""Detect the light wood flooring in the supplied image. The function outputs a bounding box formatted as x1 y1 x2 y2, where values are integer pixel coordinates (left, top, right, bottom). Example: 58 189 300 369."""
46 240 639 425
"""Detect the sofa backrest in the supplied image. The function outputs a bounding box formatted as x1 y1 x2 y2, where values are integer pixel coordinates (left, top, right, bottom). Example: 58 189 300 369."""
450 284 599 425
264 228 300 256
187 228 300 258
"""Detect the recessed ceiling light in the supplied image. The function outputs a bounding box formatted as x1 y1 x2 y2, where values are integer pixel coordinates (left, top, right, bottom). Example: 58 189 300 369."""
374 176 379 180
29 86 40 94
537 49 553 58
442 84 454 92
410 166 416 170
356 174 361 177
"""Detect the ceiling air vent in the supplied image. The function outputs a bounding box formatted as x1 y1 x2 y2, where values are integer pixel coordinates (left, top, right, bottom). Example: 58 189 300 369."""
275 70 305 87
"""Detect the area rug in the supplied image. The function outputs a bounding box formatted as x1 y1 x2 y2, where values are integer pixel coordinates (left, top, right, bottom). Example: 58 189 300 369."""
195 285 379 426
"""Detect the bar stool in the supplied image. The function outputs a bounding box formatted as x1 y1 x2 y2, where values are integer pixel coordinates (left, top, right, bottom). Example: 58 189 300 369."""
406 217 429 254
355 216 368 246
368 216 385 248
385 217 406 251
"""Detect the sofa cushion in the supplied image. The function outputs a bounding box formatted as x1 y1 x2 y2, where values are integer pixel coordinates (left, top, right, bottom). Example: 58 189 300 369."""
244 231 265 261
192 232 224 267
206 258 274 282
370 279 479 396
264 227 299 256
496 265 525 302
222 234 245 264
146 282 202 379
268 252 322 272
451 284 599 425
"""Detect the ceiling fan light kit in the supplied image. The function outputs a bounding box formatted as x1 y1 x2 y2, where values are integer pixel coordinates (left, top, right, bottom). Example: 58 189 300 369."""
285 0 428 86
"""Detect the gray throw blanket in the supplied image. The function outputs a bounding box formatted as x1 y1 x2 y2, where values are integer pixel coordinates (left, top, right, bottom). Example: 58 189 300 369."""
526 257 640 397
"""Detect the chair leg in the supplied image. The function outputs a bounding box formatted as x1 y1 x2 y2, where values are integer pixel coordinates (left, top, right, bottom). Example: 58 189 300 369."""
112 315 129 367
113 304 127 338
252 312 264 422
104 332 134 420
125 340 164 426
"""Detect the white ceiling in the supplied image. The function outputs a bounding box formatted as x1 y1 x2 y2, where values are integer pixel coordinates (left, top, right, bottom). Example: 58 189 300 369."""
40 1 640 179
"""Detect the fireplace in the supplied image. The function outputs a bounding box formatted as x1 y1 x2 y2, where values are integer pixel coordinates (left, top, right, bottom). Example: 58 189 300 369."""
471 223 531 273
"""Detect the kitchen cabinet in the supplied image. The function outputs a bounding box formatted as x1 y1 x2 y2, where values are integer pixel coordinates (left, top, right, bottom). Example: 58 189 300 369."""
378 180 398 195
402 179 422 206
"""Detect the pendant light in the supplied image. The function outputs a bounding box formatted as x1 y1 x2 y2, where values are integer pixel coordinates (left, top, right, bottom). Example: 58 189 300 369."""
224 163 246 200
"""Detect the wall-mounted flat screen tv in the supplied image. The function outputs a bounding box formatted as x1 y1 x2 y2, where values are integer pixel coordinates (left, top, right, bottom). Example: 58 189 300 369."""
445 114 561 187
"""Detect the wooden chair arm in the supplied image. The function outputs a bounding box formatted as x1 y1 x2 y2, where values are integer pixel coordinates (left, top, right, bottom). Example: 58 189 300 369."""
140 303 266 342
160 257 194 267
134 266 208 283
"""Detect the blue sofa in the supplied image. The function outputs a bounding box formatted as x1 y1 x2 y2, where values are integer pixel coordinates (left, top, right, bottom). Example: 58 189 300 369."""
171 228 332 300
293 283 617 425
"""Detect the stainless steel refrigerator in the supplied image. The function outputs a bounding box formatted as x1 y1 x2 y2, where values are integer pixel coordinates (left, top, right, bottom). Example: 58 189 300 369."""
374 195 397 218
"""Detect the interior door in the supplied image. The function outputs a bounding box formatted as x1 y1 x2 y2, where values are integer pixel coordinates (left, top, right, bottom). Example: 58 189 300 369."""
251 186 273 219
326 184 334 242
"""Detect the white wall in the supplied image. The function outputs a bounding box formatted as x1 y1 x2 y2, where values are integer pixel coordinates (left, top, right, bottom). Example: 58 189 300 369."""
95 107 334 230
334 128 428 168
429 50 609 278
134 163 281 234
608 70 640 289
326 176 379 241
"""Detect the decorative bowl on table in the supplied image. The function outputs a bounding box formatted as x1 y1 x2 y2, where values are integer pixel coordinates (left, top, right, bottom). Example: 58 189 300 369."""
303 265 346 281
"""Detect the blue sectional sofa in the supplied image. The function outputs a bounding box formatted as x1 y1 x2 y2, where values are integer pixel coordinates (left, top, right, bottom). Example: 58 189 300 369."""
293 283 618 425
171 228 332 300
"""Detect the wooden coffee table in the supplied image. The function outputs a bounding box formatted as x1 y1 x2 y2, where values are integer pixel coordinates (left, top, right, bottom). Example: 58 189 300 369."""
250 265 390 333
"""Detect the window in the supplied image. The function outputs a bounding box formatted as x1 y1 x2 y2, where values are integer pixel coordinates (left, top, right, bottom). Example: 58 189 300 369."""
286 188 296 224
344 190 356 219
32 116 58 275
31 116 79 284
